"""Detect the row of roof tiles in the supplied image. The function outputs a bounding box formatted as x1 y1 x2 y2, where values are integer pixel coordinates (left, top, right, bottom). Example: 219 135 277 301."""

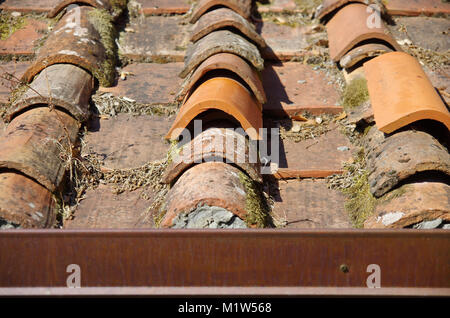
0 1 123 227
319 1 449 228
161 0 267 228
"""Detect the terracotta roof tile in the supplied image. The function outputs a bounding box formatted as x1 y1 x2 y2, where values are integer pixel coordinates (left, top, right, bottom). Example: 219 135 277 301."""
64 184 155 228
0 18 47 57
161 162 249 228
316 0 367 21
22 6 114 87
365 182 450 229
189 0 252 23
180 29 264 78
137 0 191 15
262 62 342 117
339 42 393 69
167 77 262 140
47 0 125 19
326 3 401 62
177 53 266 104
82 114 172 170
118 15 188 63
271 179 351 228
364 51 450 134
98 62 184 104
0 107 79 192
163 127 262 184
0 172 55 228
273 124 353 179
0 61 30 104
0 0 58 13
191 7 266 49
385 0 450 16
364 127 450 197
257 0 297 14
9 63 93 122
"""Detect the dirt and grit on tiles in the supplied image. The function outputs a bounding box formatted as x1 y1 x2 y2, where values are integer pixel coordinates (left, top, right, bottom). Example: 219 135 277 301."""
0 0 449 231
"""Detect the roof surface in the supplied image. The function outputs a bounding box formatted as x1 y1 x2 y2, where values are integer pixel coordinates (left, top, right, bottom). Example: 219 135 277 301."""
0 0 449 230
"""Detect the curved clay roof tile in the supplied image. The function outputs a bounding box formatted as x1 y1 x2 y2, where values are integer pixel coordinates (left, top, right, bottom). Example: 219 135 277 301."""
0 172 55 228
167 77 262 141
163 127 262 185
8 64 93 123
161 162 249 228
177 53 266 104
180 30 264 79
189 0 252 24
22 6 114 87
191 7 266 49
326 3 402 62
0 108 79 192
364 51 450 133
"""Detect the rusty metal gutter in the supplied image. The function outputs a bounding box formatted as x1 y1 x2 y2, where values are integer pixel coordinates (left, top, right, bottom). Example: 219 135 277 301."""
0 229 448 296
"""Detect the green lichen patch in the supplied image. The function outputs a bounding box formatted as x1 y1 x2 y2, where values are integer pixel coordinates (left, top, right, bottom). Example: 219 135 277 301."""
87 8 117 87
0 65 30 120
327 147 376 228
239 172 272 228
109 0 129 18
341 77 370 109
7 81 28 105
0 12 27 40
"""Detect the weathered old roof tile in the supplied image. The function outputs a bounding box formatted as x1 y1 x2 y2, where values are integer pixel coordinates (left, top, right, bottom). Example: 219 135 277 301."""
365 182 450 229
9 63 93 122
0 107 79 192
191 7 266 49
177 53 266 104
326 3 401 62
0 172 55 228
364 127 450 197
163 127 262 184
189 0 252 23
22 6 115 87
180 30 264 78
161 162 249 228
